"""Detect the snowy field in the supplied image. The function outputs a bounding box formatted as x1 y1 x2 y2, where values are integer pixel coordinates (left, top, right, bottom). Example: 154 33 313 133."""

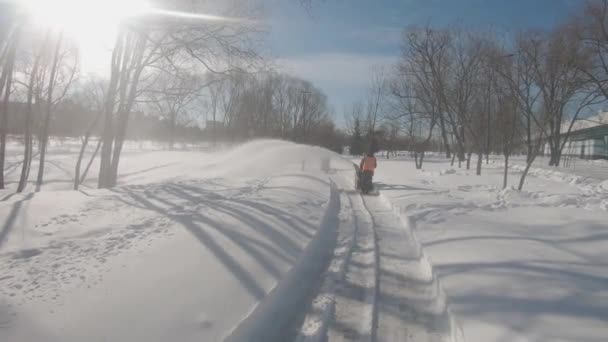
1 140 463 342
0 140 345 341
1 140 606 341
374 155 608 342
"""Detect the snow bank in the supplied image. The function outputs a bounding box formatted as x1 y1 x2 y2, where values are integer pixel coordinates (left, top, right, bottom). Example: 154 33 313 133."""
510 164 584 184
378 194 465 342
226 182 340 342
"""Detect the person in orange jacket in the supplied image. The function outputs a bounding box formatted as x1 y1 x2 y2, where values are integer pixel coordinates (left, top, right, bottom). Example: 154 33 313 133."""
359 152 377 192
360 152 377 174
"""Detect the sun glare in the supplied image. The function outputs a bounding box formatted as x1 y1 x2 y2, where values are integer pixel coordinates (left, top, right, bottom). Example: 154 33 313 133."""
21 0 151 73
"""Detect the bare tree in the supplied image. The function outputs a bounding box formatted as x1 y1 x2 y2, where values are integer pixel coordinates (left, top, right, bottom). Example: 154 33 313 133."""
16 31 50 193
579 0 608 100
97 0 263 188
146 70 203 149
0 14 22 189
530 25 600 166
73 77 106 190
36 32 79 190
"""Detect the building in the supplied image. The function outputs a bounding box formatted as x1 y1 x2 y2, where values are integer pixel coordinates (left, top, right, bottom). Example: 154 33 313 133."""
551 112 608 160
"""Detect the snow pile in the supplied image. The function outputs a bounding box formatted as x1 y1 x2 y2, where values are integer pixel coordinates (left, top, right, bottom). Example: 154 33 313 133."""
510 163 584 184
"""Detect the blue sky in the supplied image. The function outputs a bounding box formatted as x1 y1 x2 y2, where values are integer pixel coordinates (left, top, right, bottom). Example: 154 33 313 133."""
265 0 583 121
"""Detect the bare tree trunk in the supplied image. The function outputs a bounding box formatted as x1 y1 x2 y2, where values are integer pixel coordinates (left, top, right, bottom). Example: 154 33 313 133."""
17 105 33 192
518 159 534 191
169 113 175 150
503 154 509 189
212 101 217 147
17 39 46 193
75 112 102 190
98 31 126 189
36 33 63 191
418 151 425 169
74 136 88 190
518 139 543 191
439 114 451 158
466 152 472 170
98 111 115 188
476 151 483 176
451 152 456 166
80 138 102 186
0 38 18 190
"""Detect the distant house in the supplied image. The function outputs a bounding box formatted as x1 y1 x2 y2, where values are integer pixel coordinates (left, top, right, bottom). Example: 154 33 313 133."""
549 112 608 160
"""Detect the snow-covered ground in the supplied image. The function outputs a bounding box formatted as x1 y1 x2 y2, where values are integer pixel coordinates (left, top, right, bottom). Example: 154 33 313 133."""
2 140 606 341
374 155 608 342
0 140 346 341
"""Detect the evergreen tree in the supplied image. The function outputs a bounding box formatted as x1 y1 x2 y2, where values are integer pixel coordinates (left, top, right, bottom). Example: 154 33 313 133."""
350 118 363 155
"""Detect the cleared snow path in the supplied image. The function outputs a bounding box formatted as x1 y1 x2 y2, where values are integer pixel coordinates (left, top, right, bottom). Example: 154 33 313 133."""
297 169 463 342
370 195 462 342
324 190 378 342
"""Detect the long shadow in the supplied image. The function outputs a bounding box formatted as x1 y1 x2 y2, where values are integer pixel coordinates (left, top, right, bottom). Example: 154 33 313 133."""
0 193 17 202
375 182 435 192
423 228 605 264
123 186 301 268
46 160 73 178
115 187 268 300
0 193 35 249
435 261 608 288
162 185 306 253
167 183 316 240
111 179 322 302
452 292 608 321
117 163 176 179
271 173 330 187
426 232 608 248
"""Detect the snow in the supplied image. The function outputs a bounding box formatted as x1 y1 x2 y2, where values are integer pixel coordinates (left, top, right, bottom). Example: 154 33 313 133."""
296 167 463 342
562 111 608 132
0 140 344 342
2 141 606 341
374 155 608 342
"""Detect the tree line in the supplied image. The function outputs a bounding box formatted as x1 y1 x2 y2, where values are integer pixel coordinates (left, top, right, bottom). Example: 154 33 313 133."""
0 0 343 192
349 0 608 190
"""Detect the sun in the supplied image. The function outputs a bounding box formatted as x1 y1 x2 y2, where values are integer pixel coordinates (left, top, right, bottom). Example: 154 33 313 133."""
21 0 151 73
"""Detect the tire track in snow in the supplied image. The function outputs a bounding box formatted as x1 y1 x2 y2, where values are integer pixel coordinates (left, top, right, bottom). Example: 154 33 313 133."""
326 192 377 342
296 181 379 342
226 181 341 342
296 170 464 342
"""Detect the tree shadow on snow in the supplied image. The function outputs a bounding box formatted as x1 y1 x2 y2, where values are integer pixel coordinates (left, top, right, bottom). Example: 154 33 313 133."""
108 179 320 302
375 182 435 192
427 228 608 341
0 193 35 249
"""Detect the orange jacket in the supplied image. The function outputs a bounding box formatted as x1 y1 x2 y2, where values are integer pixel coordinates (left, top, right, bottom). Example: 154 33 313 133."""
360 156 377 172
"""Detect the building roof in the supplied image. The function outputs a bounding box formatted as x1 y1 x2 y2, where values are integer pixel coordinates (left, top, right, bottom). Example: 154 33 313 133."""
565 112 608 133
